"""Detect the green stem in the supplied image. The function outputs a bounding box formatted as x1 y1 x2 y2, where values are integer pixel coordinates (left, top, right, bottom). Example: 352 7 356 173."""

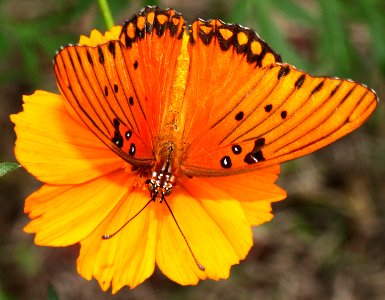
98 0 114 29
0 162 20 177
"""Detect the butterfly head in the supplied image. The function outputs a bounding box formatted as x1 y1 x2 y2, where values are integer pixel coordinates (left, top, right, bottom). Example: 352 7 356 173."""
147 171 175 201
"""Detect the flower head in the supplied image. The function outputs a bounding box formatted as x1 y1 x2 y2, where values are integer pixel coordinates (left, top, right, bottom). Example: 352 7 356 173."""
11 4 378 293
11 25 286 292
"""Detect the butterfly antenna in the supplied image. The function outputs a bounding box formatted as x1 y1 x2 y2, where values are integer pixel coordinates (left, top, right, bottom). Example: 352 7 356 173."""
163 198 205 271
152 190 158 201
102 199 153 239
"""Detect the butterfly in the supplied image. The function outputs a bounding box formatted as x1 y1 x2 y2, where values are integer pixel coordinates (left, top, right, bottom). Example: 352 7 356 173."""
53 6 377 266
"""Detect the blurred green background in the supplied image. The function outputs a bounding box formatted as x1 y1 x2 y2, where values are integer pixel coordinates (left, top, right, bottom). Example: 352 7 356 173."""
0 0 384 299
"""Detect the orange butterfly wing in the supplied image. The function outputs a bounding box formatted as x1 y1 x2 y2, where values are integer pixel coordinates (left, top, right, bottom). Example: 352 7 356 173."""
181 20 378 176
119 7 186 136
54 7 186 167
181 19 281 144
54 8 378 175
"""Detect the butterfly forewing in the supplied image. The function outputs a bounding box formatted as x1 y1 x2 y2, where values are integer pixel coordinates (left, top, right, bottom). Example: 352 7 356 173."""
54 42 154 166
54 7 187 167
119 6 186 135
181 19 281 144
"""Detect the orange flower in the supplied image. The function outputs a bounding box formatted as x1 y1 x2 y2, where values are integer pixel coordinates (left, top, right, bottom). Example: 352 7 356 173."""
11 26 286 292
12 4 377 293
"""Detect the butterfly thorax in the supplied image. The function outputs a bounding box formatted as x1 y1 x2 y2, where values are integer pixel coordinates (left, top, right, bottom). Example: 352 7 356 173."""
146 33 191 201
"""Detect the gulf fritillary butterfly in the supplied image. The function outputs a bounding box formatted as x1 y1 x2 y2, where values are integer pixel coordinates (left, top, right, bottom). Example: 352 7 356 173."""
52 6 377 272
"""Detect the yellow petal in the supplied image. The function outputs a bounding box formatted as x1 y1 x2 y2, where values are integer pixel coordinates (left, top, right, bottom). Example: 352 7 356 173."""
79 26 122 46
24 169 133 246
156 183 252 285
200 165 287 202
240 200 276 225
77 188 157 292
197 166 286 226
11 91 124 184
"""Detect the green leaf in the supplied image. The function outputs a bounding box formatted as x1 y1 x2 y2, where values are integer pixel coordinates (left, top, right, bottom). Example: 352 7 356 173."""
0 162 20 177
357 0 385 75
48 284 59 300
250 0 310 69
144 0 158 6
271 0 315 24
230 0 251 23
317 0 357 77
0 288 15 300
0 29 11 57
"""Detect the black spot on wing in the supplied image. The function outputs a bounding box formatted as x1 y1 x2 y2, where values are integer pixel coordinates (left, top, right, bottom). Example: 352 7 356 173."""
278 65 290 79
108 41 116 57
255 138 265 148
330 83 341 96
295 74 306 88
341 87 355 104
311 81 324 95
111 118 124 148
235 111 244 121
98 46 104 64
129 143 136 156
244 138 265 164
264 104 272 112
86 50 93 65
244 150 265 164
232 145 242 154
220 156 232 168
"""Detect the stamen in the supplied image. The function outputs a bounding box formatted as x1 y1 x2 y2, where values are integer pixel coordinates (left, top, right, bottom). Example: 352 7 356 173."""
102 199 153 239
163 198 205 271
